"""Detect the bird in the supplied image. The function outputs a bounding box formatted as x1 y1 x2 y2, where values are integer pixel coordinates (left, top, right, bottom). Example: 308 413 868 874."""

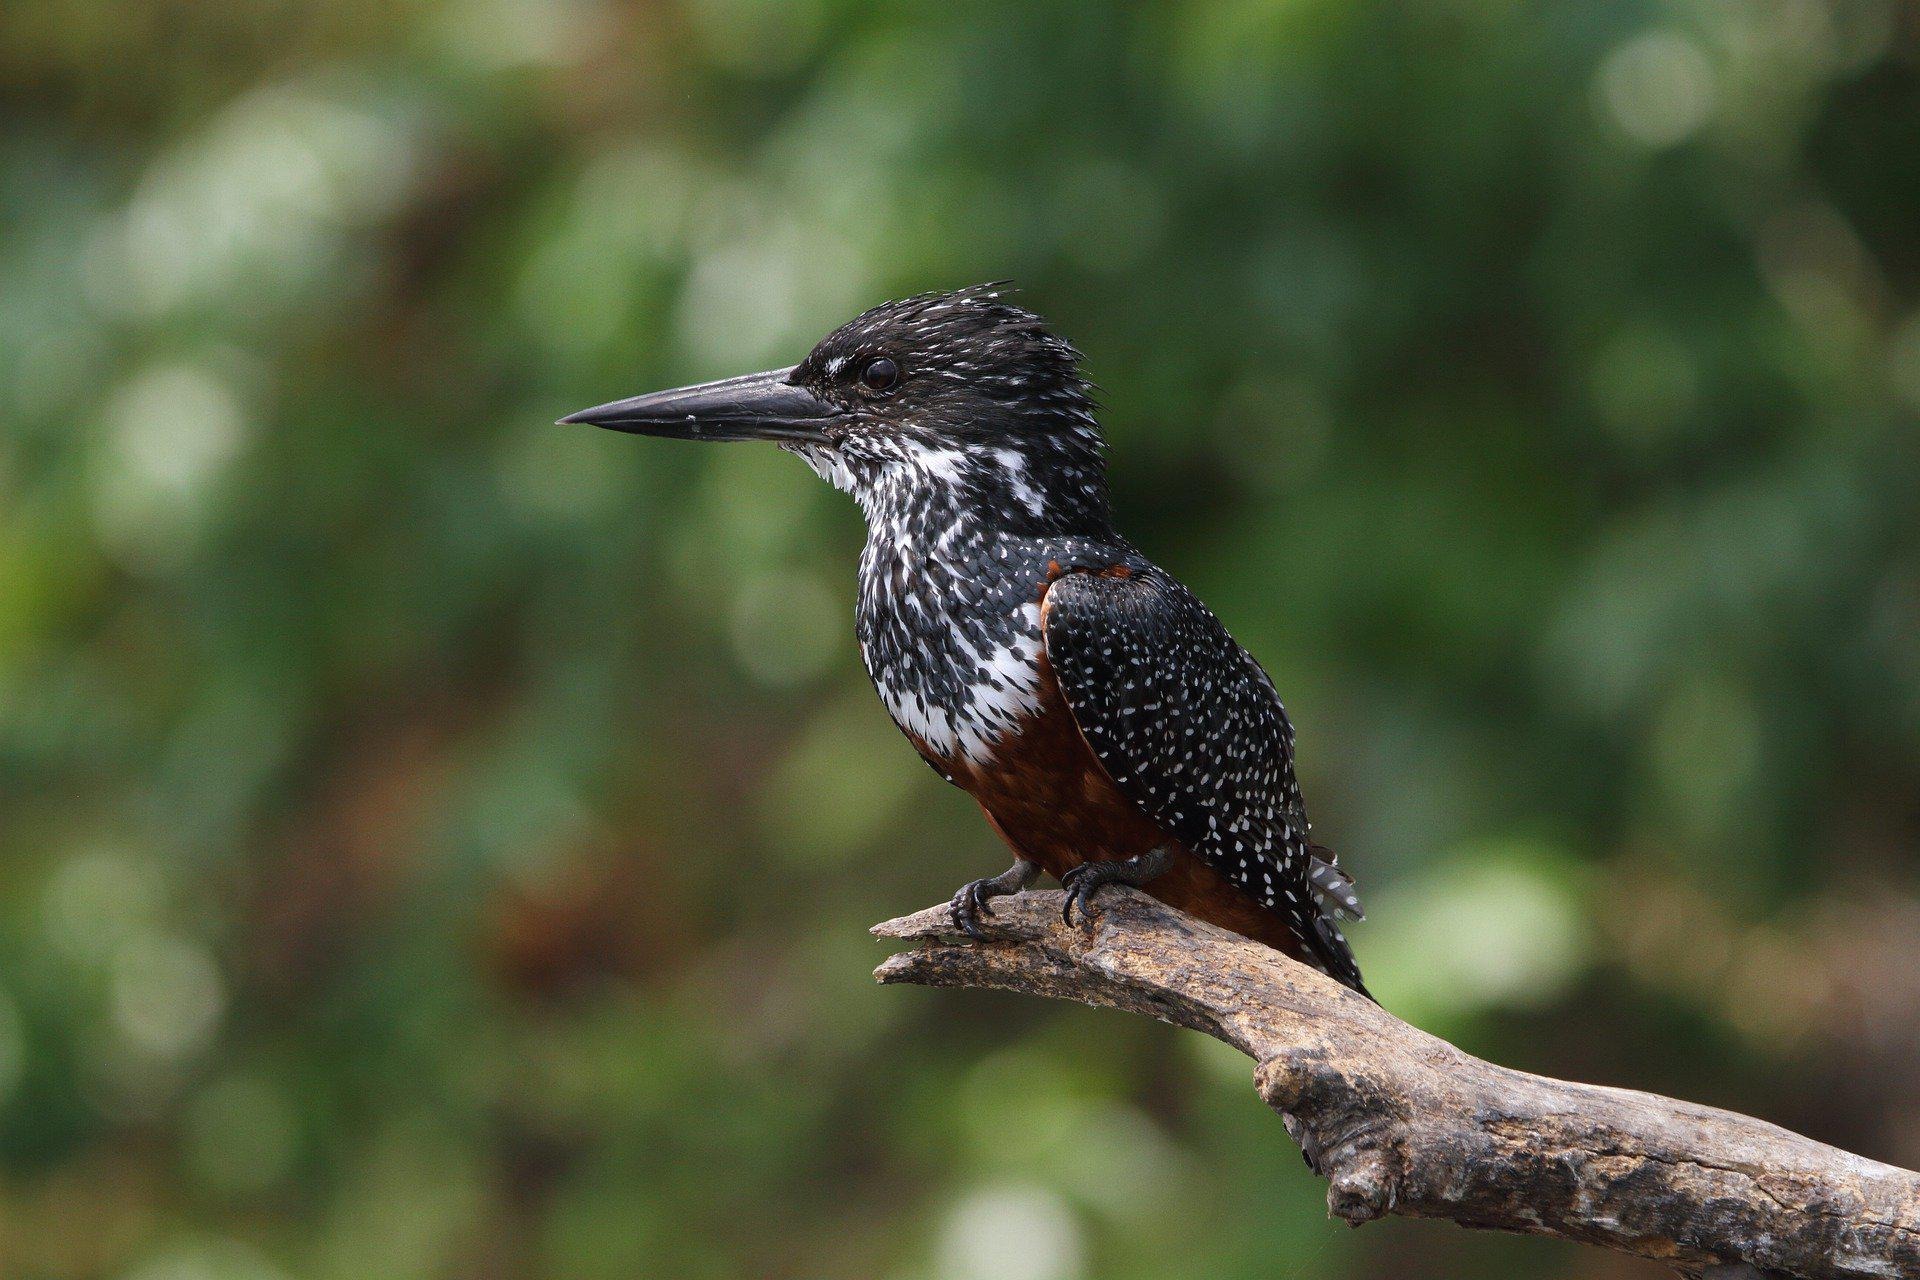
561 285 1370 997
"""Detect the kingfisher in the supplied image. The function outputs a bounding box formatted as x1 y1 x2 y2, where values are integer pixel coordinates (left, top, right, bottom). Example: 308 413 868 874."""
562 285 1370 997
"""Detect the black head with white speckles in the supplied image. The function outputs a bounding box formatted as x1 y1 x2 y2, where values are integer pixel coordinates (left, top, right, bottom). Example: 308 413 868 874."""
786 285 1112 538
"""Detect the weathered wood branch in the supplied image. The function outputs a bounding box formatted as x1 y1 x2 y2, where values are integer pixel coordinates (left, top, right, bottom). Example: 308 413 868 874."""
872 889 1920 1280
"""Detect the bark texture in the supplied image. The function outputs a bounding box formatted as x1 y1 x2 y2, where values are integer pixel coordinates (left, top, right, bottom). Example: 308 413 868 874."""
872 889 1920 1279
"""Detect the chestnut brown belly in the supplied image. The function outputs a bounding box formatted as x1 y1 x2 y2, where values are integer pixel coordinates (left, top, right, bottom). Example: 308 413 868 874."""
926 668 1310 960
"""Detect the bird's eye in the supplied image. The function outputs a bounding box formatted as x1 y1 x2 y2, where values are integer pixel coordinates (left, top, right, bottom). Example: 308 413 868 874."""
859 356 899 392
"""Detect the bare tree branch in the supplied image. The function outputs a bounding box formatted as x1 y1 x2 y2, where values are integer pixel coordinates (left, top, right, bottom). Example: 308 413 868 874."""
872 889 1920 1280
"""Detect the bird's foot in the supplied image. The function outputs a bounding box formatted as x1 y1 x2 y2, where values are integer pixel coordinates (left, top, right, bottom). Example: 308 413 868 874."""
1060 845 1174 928
948 858 1040 940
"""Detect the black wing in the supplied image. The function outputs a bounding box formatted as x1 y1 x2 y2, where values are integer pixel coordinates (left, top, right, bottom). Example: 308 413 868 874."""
1042 568 1368 996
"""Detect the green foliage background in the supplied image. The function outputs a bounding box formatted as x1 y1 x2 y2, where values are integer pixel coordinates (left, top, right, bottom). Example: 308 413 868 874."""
3 1 1918 1276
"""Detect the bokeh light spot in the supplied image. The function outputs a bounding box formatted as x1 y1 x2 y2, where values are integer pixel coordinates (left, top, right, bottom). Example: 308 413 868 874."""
728 569 842 688
110 934 225 1060
1597 31 1716 147
937 1183 1085 1280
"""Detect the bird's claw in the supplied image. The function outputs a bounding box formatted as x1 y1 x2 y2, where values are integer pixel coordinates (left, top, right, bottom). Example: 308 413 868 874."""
1059 864 1104 929
945 859 1040 940
948 877 999 940
1059 847 1173 929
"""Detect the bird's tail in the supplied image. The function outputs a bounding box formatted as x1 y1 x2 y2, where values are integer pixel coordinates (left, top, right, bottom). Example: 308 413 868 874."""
1305 908 1373 1002
1307 846 1364 921
1299 846 1372 1000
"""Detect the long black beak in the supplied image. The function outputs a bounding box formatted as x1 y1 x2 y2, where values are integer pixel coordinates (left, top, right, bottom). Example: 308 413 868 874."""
558 366 843 444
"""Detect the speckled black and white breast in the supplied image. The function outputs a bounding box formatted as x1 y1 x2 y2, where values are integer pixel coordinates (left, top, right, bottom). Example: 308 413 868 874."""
788 436 1119 769
857 542 1046 767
